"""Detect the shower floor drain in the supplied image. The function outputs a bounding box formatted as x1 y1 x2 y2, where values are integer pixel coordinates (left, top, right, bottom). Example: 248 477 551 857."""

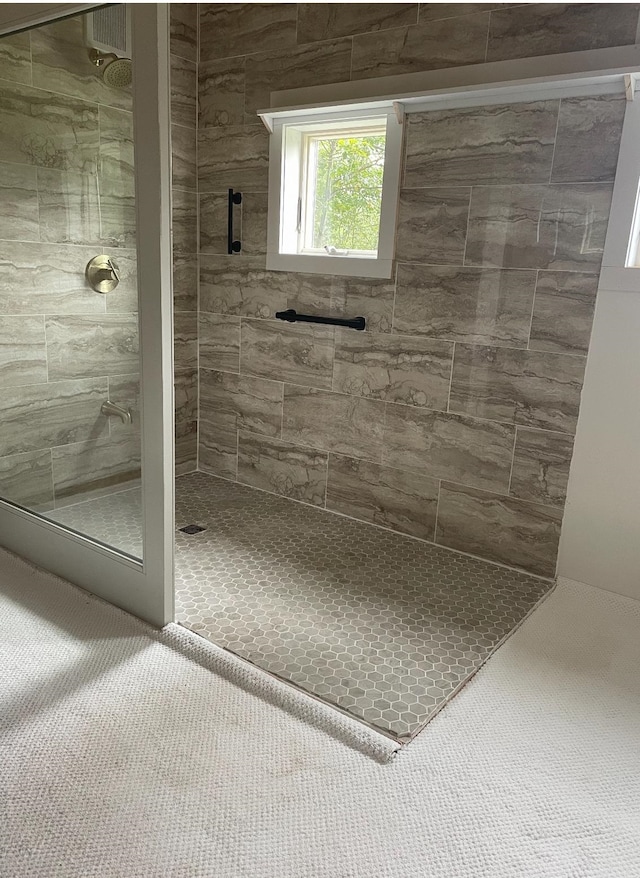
179 524 206 535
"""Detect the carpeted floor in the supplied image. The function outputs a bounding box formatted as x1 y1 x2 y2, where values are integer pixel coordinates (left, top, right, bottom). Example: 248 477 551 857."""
1 548 640 877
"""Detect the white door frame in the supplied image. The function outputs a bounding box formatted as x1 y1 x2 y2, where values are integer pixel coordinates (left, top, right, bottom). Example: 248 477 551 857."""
0 3 174 627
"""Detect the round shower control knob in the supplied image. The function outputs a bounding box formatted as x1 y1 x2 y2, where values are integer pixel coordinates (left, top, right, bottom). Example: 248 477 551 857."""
86 255 120 293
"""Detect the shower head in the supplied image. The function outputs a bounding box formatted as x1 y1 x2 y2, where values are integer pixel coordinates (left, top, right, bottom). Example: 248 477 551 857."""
102 57 132 89
88 48 132 89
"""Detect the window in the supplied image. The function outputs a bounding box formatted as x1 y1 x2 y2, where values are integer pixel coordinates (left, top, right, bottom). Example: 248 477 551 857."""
266 108 403 278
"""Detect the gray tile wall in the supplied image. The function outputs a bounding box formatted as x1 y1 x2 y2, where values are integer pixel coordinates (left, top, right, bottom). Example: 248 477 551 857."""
170 5 199 475
195 3 631 578
0 7 197 513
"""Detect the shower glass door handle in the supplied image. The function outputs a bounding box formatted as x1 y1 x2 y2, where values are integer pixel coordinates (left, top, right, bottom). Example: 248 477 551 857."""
0 5 174 626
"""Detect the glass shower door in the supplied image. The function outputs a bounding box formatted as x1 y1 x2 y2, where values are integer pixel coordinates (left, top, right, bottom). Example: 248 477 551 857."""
0 4 174 626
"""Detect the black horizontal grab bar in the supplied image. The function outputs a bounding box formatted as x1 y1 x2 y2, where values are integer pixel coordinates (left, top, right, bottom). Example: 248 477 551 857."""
275 309 366 331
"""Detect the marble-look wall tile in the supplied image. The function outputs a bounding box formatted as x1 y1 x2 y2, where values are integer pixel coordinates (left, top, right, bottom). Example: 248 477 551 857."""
46 315 139 381
329 279 395 335
199 313 240 372
0 377 108 457
0 32 31 85
297 4 418 42
175 366 198 470
242 193 268 257
99 106 136 248
173 251 198 312
436 481 563 577
0 449 53 511
551 95 626 184
199 58 245 128
241 319 334 389
170 4 198 62
199 193 229 254
351 14 489 80
199 411 237 479
0 316 46 388
199 125 269 192
37 168 100 246
395 188 471 264
0 242 107 315
244 39 352 118
238 431 328 506
176 425 198 476
326 455 438 541
172 123 197 190
52 433 141 506
170 54 197 129
200 256 286 318
200 260 395 329
449 345 586 433
529 271 598 355
419 4 496 21
108 374 141 434
102 250 139 314
333 330 453 410
465 183 614 271
200 368 283 437
383 404 514 493
199 3 298 63
510 428 574 509
487 4 640 63
172 188 198 254
283 386 385 462
285 274 396 335
0 163 39 241
31 17 132 111
175 367 198 425
174 311 198 371
404 102 558 187
0 82 99 172
394 264 537 347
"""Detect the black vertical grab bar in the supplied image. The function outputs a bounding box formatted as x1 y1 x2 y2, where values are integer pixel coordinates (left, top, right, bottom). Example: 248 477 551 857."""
228 188 242 254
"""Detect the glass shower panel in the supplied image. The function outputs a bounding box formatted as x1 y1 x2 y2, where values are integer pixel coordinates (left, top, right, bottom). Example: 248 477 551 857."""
0 8 143 560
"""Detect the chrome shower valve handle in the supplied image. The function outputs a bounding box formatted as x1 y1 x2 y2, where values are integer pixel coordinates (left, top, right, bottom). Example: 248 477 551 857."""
86 255 121 293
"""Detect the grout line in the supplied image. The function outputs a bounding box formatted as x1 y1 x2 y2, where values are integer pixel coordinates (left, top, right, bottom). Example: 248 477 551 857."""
446 342 456 413
460 188 473 266
432 479 442 543
548 97 562 184
483 10 492 63
526 269 540 351
506 427 519 497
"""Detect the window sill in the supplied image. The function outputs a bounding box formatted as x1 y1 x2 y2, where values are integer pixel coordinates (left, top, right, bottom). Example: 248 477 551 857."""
266 252 394 279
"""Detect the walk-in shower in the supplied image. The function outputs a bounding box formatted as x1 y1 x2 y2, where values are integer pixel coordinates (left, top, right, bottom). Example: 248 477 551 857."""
0 3 630 743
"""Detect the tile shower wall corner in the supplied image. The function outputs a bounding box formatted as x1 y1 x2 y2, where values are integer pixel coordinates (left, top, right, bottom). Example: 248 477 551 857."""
191 4 632 577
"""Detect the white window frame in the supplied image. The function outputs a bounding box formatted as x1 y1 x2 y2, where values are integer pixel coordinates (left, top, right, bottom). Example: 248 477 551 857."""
266 107 403 279
599 90 640 293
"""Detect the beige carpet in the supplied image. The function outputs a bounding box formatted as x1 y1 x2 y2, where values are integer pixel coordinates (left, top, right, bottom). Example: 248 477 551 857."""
1 548 640 877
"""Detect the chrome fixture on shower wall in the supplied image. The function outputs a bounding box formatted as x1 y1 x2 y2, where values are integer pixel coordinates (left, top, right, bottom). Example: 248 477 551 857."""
86 255 120 293
88 48 133 88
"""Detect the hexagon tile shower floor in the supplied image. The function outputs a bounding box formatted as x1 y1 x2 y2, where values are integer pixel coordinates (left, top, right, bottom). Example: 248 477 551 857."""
174 472 552 742
50 471 553 742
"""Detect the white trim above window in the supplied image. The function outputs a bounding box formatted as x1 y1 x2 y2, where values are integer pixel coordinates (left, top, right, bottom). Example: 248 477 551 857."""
266 106 403 279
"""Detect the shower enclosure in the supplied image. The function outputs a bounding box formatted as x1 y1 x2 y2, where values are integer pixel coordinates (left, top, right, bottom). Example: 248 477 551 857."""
0 4 174 626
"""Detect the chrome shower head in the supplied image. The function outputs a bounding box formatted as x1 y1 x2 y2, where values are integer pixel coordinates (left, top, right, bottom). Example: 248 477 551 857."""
88 48 132 89
102 57 132 89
